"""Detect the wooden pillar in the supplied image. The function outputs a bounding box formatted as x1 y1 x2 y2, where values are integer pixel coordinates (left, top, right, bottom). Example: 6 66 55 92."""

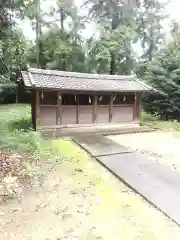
109 93 113 122
57 92 62 125
93 95 97 123
31 90 36 130
16 85 18 103
76 95 79 124
35 90 40 127
133 92 141 121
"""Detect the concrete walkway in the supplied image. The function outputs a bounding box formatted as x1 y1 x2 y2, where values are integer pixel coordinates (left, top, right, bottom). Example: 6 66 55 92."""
73 135 180 226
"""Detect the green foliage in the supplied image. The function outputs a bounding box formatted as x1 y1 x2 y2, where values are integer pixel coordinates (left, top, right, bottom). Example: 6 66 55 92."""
0 104 41 199
84 0 138 74
0 84 17 103
83 0 166 74
136 0 167 61
0 130 42 153
0 104 31 130
0 0 34 83
141 110 180 131
0 0 168 79
0 104 41 153
26 0 89 72
36 26 88 72
138 34 180 120
141 110 159 122
0 28 28 83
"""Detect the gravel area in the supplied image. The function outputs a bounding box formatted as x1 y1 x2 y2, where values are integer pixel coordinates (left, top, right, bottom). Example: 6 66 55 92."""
108 131 180 171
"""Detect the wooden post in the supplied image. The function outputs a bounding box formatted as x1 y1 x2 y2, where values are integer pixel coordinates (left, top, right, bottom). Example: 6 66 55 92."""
35 90 40 127
76 95 79 124
31 90 36 130
93 95 97 123
138 92 142 122
133 92 141 121
16 85 18 103
109 93 113 122
57 92 62 125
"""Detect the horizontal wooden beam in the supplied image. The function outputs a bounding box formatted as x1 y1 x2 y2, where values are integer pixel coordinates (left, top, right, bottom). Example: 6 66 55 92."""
40 105 58 108
39 104 135 108
27 88 140 95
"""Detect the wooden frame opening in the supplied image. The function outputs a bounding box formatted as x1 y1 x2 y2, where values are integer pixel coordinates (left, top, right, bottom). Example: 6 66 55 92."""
35 90 140 128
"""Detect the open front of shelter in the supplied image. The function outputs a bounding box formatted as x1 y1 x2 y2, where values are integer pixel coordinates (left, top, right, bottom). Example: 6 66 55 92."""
21 68 151 130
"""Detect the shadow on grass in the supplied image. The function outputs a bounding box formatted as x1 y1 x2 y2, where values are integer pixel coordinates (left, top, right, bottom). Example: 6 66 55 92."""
8 118 32 131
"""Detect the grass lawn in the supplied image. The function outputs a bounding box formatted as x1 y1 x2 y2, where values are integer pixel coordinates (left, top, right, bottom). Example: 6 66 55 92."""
141 110 180 130
0 104 31 121
0 104 180 239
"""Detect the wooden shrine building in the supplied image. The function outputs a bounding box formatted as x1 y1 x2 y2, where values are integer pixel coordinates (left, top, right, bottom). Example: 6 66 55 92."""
21 68 151 131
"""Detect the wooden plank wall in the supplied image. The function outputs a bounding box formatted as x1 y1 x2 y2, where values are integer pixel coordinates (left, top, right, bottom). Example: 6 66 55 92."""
36 92 140 127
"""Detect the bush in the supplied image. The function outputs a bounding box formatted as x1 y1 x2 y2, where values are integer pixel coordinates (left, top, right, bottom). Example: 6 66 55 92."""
0 104 42 153
0 104 31 131
8 118 32 131
141 110 180 130
141 110 159 122
0 130 42 153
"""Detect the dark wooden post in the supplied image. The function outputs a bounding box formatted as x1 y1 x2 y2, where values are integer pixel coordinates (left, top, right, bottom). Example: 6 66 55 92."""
76 95 79 124
16 85 18 103
57 92 62 125
133 92 141 121
31 90 36 130
93 95 97 123
109 93 113 122
35 90 40 127
138 92 142 122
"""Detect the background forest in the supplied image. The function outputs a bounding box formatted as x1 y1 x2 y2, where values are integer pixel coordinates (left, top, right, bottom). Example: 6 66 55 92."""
1 0 180 119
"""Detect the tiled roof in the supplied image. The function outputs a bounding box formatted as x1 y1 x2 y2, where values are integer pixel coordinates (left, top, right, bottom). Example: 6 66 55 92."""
21 68 151 92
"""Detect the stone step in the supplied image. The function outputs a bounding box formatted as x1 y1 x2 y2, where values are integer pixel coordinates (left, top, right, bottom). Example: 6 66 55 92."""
41 125 156 139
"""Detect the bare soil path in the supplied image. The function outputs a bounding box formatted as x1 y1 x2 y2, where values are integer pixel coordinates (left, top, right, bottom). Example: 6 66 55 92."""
1 139 180 240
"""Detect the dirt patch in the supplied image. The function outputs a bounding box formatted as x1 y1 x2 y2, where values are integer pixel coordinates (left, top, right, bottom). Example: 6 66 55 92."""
108 131 180 171
0 140 180 240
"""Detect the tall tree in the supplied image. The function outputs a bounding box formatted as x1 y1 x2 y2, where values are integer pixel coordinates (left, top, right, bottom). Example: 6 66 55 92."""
0 29 27 83
170 20 180 41
26 0 88 72
139 30 180 119
136 0 167 61
35 24 88 72
84 0 137 75
0 0 30 83
36 0 40 68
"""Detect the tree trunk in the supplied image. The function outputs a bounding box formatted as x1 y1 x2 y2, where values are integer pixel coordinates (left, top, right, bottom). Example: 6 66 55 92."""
148 23 154 61
110 51 116 75
110 14 119 75
36 0 40 68
60 8 66 70
62 57 66 71
60 9 64 30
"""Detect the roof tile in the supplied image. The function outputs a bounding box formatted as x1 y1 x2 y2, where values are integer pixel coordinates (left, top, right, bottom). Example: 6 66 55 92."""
21 68 151 92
